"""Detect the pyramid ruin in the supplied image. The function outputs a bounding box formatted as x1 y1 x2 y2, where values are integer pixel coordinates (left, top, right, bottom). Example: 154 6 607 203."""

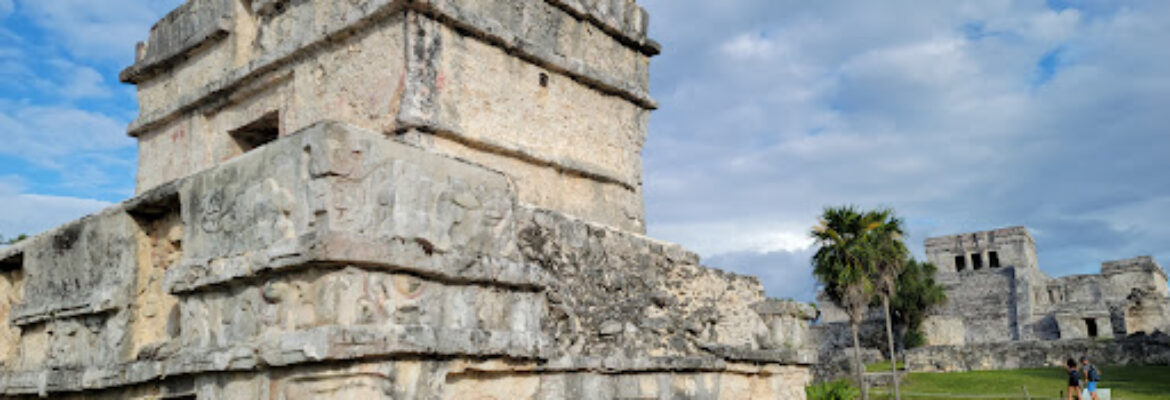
0 0 816 398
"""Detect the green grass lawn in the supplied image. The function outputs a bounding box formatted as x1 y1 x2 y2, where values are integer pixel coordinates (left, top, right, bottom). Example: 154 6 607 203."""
871 365 1170 400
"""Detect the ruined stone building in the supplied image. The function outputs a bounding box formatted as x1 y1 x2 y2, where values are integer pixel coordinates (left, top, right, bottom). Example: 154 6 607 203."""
0 0 817 398
817 226 1170 375
921 227 1169 345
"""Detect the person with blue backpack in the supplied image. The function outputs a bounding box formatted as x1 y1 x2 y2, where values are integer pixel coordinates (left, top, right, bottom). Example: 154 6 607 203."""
1080 356 1101 400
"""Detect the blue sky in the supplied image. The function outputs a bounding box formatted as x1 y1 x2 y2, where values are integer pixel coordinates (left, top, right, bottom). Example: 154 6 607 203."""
0 0 183 238
2 0 1169 301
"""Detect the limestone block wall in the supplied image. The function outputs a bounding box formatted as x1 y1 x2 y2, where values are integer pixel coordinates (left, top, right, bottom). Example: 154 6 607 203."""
1123 297 1170 335
1103 256 1169 299
907 335 1170 373
931 267 1019 344
921 316 965 346
1054 312 1113 340
0 123 814 399
123 0 658 232
926 226 1039 276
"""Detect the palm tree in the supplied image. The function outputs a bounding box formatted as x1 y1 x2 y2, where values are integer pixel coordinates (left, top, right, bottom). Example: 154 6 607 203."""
865 210 909 400
811 206 883 400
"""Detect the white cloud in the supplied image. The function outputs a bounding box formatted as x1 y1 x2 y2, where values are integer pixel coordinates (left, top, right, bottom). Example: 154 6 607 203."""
0 105 134 198
1028 9 1082 43
641 1 1170 298
0 54 113 102
0 177 110 240
50 59 111 99
653 220 813 256
0 0 12 19
0 106 130 167
15 0 185 61
721 33 778 59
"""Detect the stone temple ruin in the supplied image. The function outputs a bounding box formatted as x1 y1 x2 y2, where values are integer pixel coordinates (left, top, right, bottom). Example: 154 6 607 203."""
0 0 818 398
818 226 1170 376
920 227 1169 345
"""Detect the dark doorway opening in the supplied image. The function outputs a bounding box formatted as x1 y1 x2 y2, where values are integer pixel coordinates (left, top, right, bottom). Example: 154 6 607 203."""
989 251 1000 268
1085 318 1098 338
972 253 984 270
955 255 966 272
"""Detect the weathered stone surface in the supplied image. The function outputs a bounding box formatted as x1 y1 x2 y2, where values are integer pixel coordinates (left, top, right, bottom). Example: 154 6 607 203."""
907 333 1170 373
4 0 818 398
0 254 21 369
11 210 139 326
516 206 816 365
119 0 233 84
168 122 539 293
920 315 965 346
129 1 652 231
0 122 815 398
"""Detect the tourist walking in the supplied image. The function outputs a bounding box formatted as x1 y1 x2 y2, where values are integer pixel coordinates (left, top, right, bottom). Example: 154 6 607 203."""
1065 358 1081 400
1080 356 1101 400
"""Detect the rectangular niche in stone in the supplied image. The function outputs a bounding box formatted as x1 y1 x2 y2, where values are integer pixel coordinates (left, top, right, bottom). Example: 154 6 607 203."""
128 192 183 361
230 111 280 155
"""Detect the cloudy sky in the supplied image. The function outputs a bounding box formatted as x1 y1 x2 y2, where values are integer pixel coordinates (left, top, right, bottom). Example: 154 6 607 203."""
1 0 1168 302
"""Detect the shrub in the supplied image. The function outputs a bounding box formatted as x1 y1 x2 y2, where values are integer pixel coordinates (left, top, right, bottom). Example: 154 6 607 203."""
904 330 926 349
806 379 860 400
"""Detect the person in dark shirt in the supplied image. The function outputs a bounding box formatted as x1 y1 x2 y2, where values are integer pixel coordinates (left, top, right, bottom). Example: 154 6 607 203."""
1065 358 1081 400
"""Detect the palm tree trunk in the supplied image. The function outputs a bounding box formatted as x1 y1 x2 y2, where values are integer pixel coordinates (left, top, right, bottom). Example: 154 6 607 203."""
852 321 868 400
884 295 900 400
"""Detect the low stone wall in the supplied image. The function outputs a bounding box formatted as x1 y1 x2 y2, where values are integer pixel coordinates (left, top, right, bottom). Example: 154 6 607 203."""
907 333 1170 372
810 320 889 382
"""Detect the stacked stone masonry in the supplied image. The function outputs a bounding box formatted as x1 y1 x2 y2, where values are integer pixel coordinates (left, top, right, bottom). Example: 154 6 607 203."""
817 226 1170 376
125 0 659 233
0 1 816 399
920 227 1169 345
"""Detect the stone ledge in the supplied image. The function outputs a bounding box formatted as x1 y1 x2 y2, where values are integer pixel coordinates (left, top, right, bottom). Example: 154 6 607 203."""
924 225 1035 248
699 343 818 366
165 232 545 294
0 324 547 396
906 335 1170 373
0 329 818 396
406 0 657 109
753 299 817 320
118 21 230 84
125 0 407 135
401 118 640 193
8 208 138 326
1102 255 1168 281
125 0 655 138
545 0 661 55
119 0 234 83
122 0 657 84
